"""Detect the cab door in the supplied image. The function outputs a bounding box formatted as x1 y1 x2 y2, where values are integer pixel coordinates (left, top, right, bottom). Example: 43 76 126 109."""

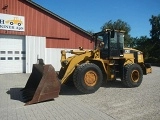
109 32 124 58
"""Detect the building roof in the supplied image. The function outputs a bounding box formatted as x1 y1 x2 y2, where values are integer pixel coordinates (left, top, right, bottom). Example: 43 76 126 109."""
25 0 92 36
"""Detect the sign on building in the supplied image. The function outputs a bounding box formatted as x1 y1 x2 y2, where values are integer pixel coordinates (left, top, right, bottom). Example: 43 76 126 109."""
0 13 25 31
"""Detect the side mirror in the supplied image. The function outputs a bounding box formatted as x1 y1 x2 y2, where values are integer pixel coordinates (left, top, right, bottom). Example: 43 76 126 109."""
111 30 115 38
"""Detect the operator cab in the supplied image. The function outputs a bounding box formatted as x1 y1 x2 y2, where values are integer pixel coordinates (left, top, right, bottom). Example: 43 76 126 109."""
94 29 124 59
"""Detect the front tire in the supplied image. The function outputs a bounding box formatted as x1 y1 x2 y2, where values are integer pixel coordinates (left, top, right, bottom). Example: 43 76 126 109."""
73 63 103 94
122 63 143 87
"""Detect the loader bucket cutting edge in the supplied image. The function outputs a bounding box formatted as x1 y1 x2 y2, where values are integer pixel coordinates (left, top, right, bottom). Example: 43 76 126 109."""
22 64 61 105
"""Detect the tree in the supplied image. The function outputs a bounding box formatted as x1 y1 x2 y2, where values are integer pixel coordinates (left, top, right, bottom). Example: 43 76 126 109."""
149 14 160 41
133 36 152 60
149 14 160 62
101 19 132 47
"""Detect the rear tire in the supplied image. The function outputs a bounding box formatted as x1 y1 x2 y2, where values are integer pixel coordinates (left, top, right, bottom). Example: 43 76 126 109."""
122 63 143 87
73 63 103 94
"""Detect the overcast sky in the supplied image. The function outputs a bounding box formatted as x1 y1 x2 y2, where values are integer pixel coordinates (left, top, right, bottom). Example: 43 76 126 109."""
33 0 160 38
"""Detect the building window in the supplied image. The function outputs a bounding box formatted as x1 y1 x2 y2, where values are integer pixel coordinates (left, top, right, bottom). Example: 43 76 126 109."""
22 57 26 60
21 51 26 54
15 57 19 60
8 51 13 54
0 51 5 54
8 57 13 60
0 57 5 60
15 51 19 54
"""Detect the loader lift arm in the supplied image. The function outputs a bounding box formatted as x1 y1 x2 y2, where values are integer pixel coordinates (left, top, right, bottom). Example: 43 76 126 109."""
59 50 94 84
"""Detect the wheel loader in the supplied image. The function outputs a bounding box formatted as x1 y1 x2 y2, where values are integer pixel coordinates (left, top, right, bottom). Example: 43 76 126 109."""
21 29 152 105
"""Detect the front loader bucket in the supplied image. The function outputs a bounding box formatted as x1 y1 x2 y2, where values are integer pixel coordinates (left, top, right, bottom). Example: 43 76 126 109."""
21 64 61 105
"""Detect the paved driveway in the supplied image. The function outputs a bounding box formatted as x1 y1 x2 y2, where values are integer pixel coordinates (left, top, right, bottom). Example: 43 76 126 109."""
0 66 159 120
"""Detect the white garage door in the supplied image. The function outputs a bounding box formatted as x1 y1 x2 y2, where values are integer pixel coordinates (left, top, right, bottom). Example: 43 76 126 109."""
0 35 25 74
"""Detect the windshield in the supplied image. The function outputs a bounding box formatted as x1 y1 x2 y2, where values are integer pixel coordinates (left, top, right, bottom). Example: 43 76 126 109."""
110 32 117 49
103 33 108 49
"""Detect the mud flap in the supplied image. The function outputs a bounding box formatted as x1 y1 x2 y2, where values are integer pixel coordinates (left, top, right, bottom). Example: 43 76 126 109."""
21 64 61 105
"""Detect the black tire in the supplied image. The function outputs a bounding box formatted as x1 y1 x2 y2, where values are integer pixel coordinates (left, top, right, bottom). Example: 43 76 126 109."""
73 63 103 94
122 63 143 88
18 23 21 26
10 22 13 25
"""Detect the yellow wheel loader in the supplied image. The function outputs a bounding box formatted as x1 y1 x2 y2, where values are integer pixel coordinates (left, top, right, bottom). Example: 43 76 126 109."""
22 29 152 105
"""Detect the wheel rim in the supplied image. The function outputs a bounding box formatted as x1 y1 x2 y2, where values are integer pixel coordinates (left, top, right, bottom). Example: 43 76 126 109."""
131 70 139 82
84 70 97 87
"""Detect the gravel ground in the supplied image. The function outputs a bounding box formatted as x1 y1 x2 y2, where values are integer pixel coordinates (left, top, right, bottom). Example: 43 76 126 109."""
0 66 159 120
60 66 160 120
